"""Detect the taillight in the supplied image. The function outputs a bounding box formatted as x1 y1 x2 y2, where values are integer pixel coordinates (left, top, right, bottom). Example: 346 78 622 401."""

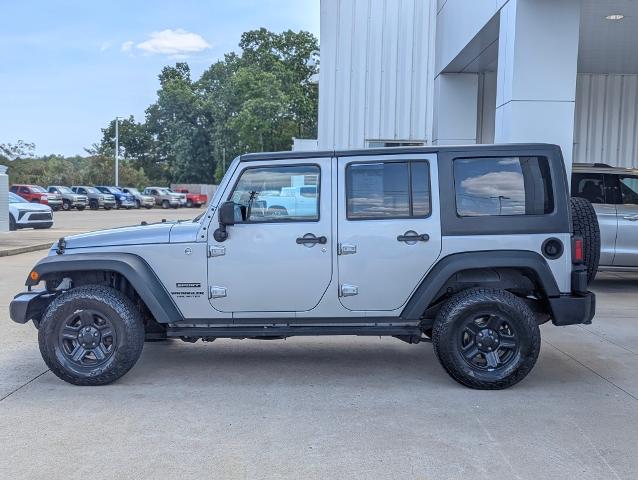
572 237 584 264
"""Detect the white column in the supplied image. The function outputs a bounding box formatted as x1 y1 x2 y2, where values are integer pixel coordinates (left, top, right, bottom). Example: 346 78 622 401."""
495 0 581 169
432 73 479 145
0 166 8 233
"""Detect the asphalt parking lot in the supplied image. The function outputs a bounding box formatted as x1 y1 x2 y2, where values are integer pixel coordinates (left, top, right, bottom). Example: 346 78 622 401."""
1 228 637 478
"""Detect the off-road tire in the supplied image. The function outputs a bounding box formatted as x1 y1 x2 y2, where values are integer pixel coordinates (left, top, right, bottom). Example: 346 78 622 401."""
76 205 86 211
162 200 170 209
38 285 145 386
62 200 71 211
9 214 17 231
570 197 600 284
89 200 99 210
186 199 193 208
432 288 541 390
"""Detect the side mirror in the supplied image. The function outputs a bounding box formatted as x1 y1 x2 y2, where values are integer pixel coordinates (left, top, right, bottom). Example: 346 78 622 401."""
214 201 236 242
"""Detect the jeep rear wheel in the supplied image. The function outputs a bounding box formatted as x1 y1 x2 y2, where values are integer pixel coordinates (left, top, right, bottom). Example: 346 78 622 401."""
570 197 600 284
38 286 145 386
432 288 540 390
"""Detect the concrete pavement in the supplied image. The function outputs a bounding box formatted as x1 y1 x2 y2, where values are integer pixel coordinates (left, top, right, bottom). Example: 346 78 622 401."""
0 250 637 479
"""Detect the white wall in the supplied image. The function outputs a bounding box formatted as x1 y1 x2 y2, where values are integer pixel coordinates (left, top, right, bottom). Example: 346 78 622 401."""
574 74 638 168
318 0 437 149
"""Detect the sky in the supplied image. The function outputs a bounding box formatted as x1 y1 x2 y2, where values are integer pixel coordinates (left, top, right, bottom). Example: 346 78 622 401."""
0 0 320 157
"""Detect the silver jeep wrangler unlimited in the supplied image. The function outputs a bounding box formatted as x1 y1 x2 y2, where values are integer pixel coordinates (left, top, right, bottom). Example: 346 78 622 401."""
10 144 598 389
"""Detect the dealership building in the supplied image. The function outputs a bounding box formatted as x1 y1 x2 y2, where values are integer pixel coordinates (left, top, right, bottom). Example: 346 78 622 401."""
313 0 638 170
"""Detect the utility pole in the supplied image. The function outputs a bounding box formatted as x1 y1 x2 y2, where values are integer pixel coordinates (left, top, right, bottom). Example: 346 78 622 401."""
222 147 226 173
114 116 120 186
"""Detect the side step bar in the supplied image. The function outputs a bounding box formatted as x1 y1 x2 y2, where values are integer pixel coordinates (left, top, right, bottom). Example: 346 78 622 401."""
166 324 424 340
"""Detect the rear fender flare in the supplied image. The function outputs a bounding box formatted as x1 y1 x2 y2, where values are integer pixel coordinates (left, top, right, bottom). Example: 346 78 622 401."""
401 250 560 321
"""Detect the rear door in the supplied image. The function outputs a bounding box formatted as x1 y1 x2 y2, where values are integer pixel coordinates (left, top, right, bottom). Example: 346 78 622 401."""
571 172 617 266
608 174 638 267
336 154 441 311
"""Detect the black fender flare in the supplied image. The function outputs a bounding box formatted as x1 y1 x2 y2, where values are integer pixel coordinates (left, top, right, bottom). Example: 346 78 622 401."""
26 252 183 324
401 250 561 321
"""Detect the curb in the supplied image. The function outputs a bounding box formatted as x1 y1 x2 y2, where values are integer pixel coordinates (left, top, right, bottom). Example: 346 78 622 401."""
0 243 52 258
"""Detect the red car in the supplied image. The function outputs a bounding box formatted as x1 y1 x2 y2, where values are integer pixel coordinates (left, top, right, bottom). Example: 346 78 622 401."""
175 189 208 208
10 184 63 211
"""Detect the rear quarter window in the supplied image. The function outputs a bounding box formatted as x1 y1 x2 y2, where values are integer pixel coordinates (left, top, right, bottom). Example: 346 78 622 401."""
454 156 553 217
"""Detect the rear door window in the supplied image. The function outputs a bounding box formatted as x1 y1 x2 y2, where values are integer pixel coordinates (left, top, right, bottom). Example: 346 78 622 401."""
618 176 638 205
454 156 553 216
345 161 431 219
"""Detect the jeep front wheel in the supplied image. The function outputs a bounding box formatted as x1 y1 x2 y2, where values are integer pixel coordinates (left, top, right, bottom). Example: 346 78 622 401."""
38 285 145 386
432 288 540 390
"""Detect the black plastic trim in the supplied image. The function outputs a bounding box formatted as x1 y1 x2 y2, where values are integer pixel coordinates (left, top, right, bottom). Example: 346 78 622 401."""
167 324 423 339
401 250 561 321
25 253 183 324
549 292 595 326
9 290 56 325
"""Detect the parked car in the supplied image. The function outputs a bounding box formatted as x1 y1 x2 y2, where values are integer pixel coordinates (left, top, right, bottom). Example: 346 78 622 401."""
572 163 638 270
10 184 62 211
12 144 597 389
142 187 181 209
174 189 208 208
47 186 88 211
7 192 53 230
95 186 135 209
167 188 187 207
71 186 116 210
120 187 154 209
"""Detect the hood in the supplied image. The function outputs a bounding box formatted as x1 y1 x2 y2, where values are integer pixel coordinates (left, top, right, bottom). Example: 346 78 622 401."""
59 222 176 250
10 202 52 213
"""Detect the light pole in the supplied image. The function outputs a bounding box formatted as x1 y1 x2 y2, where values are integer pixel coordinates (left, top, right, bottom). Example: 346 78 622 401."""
114 116 120 186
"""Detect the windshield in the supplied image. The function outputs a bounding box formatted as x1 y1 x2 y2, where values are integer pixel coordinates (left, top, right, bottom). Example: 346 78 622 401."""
31 186 47 193
9 192 27 203
158 189 170 195
126 188 140 195
56 186 73 194
84 187 99 194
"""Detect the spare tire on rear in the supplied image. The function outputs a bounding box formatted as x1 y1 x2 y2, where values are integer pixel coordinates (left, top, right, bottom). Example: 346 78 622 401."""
570 197 600 284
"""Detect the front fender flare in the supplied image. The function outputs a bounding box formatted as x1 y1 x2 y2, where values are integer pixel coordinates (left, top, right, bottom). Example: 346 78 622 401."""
26 252 183 324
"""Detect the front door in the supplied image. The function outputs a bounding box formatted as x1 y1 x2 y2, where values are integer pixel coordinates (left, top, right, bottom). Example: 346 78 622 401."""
336 154 442 311
207 158 333 313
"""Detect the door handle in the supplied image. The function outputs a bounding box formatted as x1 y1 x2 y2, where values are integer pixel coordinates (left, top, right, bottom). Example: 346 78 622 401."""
296 234 327 245
397 232 430 243
623 215 638 221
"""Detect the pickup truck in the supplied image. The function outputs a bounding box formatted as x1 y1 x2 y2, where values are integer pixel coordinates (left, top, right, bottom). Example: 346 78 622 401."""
244 185 318 218
174 189 207 208
10 184 63 211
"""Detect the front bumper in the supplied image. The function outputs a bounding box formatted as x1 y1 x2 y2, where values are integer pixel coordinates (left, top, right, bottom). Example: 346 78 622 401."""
10 290 57 326
549 292 596 326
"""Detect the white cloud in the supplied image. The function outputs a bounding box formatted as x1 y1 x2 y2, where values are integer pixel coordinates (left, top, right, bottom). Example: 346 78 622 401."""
135 29 211 55
121 41 134 52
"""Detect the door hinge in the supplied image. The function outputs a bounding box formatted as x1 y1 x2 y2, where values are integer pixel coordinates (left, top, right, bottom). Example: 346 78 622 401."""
209 286 227 299
339 284 359 297
338 243 357 255
208 245 226 257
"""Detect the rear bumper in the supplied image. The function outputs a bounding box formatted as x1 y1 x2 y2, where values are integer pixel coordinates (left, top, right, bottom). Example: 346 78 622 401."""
549 292 596 326
9 290 56 326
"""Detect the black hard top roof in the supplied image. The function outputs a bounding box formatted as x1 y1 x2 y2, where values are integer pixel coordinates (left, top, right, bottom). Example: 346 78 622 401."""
239 143 561 162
